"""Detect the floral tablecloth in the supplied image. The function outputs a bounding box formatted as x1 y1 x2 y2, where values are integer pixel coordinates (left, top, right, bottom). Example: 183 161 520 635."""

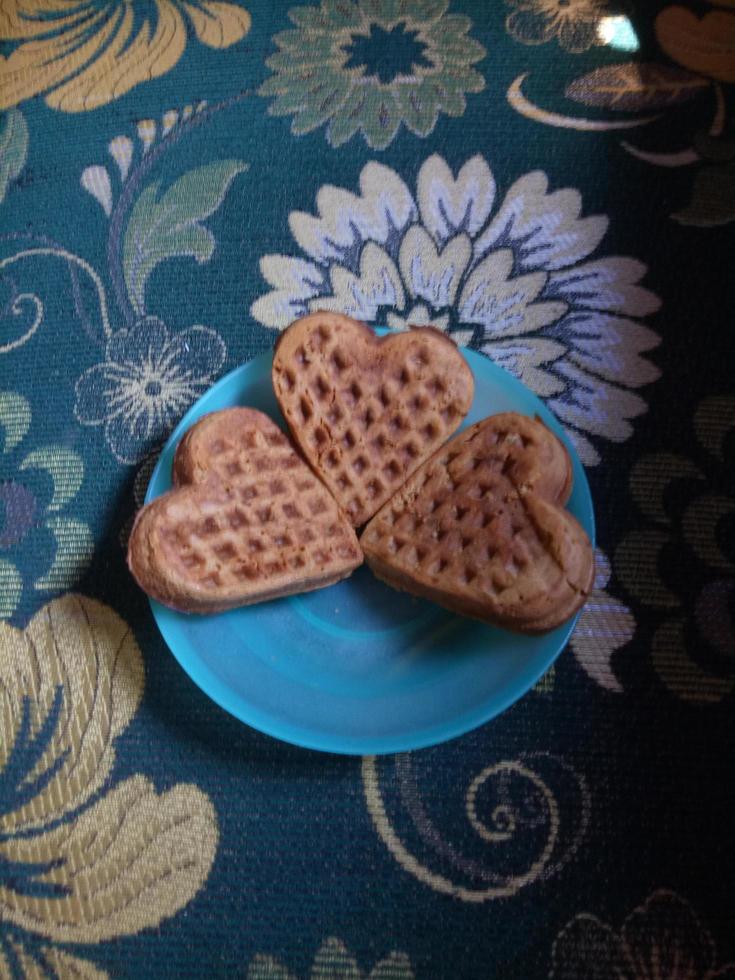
1 1 734 977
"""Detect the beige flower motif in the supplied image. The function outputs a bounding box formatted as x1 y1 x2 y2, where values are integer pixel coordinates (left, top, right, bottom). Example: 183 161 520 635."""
506 0 609 53
0 595 218 976
0 0 251 113
551 889 735 978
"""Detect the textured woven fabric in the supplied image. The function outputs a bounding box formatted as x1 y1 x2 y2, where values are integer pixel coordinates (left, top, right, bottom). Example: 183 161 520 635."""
1 1 734 976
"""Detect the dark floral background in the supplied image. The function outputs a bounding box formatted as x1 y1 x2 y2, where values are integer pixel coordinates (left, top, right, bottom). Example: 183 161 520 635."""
0 1 733 976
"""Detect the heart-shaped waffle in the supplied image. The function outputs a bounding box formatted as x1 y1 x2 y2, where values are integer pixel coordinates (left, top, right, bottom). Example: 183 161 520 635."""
361 413 594 634
128 408 362 613
272 313 474 526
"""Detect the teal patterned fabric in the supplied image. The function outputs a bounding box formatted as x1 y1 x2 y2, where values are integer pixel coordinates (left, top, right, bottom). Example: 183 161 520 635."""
1 1 734 976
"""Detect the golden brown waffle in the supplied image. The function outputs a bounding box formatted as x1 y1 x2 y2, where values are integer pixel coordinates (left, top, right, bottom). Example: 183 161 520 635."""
127 408 362 613
361 413 594 634
272 312 474 527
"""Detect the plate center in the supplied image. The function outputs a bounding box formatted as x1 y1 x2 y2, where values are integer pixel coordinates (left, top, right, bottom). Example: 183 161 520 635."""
288 565 440 638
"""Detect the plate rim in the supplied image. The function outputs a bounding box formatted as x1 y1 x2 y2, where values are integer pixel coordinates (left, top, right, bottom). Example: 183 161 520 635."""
145 341 596 755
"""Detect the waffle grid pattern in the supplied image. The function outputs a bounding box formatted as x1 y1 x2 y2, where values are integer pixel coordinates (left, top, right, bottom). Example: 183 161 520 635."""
274 317 471 525
161 425 359 590
361 423 547 600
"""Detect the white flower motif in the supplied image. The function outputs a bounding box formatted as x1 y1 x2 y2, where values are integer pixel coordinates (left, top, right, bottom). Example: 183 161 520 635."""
570 549 635 692
251 154 661 465
75 315 226 465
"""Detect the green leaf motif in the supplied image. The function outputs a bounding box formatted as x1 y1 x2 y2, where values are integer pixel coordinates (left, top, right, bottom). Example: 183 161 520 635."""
123 159 248 316
310 939 362 980
0 109 28 204
0 391 31 453
565 63 708 111
533 664 555 695
247 956 294 980
673 164 735 227
368 954 414 980
246 940 414 980
20 446 84 512
35 517 94 591
0 559 22 618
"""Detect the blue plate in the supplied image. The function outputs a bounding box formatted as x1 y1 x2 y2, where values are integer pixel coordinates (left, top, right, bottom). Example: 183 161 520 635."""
146 341 595 755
